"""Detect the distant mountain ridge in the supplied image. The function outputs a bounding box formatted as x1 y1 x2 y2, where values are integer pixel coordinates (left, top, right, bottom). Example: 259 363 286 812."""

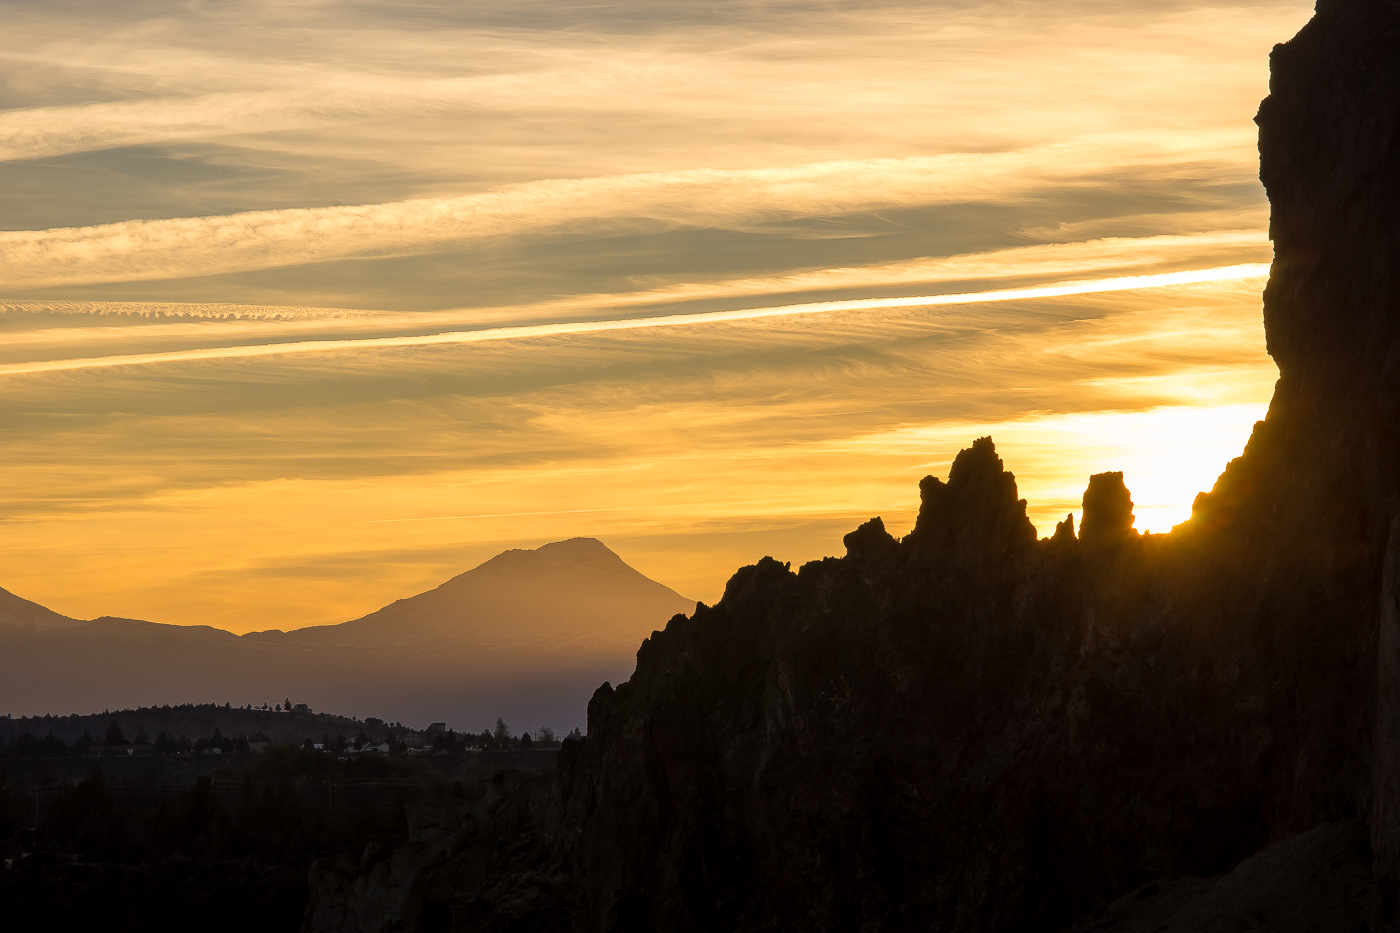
0 538 693 730
0 586 86 632
247 537 690 652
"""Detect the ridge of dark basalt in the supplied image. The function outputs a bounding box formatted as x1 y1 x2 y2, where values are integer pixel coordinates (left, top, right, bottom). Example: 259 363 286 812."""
303 2 1400 930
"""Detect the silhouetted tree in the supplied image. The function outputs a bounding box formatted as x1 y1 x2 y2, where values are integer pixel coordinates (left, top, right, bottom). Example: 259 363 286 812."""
5 731 69 758
493 718 510 742
103 721 126 746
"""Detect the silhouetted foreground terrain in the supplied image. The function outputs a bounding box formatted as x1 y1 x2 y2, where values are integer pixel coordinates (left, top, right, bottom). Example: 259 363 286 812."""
0 736 560 932
299 2 1400 931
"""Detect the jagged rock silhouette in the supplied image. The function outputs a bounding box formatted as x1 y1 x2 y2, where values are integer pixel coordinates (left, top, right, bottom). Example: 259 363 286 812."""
1079 471 1135 548
303 2 1400 930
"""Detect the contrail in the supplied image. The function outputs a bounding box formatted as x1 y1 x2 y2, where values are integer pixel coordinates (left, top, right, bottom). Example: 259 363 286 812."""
361 507 644 524
0 264 1268 377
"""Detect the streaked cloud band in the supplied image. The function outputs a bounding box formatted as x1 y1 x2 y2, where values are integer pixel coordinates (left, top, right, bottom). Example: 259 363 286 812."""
0 230 1270 330
0 264 1268 376
0 145 1246 290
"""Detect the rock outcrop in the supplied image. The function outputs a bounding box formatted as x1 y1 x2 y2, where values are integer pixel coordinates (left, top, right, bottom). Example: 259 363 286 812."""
303 1 1400 930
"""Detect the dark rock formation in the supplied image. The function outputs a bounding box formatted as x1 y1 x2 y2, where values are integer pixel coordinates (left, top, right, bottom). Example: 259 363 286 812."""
303 1 1400 930
1078 472 1135 548
1064 820 1375 933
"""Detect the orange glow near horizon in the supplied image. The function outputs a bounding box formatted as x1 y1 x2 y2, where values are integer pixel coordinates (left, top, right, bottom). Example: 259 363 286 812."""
1 274 1276 632
0 0 1309 634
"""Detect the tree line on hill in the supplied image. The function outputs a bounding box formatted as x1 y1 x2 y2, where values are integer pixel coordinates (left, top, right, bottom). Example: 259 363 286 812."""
2 716 579 759
0 702 376 751
1 724 269 758
0 746 458 932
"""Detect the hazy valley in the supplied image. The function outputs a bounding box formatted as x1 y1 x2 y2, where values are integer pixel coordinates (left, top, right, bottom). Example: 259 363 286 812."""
0 538 693 734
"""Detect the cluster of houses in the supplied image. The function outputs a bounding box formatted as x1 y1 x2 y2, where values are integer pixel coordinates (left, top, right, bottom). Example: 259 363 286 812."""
309 722 450 756
339 742 393 754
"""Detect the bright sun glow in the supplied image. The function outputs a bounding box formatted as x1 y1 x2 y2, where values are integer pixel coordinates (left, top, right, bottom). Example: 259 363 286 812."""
947 404 1269 534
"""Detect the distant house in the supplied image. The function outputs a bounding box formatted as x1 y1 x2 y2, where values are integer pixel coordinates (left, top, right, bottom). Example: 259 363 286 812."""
426 722 448 735
294 703 311 712
313 743 324 750
361 742 391 754
248 741 270 753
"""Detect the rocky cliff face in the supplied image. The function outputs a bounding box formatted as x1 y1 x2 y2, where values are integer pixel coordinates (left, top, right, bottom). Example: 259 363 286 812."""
303 1 1400 930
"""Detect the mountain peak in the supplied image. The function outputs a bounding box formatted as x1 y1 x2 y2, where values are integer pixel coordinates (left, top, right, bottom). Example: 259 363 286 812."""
506 537 618 559
475 537 629 575
0 586 85 632
539 536 611 553
260 538 691 653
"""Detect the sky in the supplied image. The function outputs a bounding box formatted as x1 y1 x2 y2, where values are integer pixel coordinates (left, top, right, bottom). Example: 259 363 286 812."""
0 0 1313 634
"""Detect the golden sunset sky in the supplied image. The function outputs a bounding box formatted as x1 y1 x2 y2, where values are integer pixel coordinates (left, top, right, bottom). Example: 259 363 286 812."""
1 0 1312 633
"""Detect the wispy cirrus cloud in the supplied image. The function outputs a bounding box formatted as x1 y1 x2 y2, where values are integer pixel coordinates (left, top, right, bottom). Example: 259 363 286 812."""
0 64 726 163
0 146 1257 290
1 1 1302 170
1 229 1269 326
0 264 1268 375
0 274 1276 628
